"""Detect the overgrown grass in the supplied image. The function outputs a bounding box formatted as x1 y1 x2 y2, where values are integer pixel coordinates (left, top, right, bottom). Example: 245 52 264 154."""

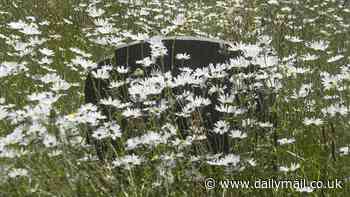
0 0 350 196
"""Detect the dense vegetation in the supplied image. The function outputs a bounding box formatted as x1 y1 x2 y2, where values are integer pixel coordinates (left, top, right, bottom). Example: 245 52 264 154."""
0 0 350 196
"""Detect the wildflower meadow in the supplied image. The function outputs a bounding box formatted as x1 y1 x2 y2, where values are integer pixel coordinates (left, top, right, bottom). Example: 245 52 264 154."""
0 0 350 196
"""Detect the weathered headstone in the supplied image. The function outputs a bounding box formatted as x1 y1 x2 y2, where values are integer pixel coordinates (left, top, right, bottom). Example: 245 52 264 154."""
84 36 265 160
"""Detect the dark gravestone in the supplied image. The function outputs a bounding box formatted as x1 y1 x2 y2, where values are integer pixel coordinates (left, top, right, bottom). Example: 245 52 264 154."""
85 36 265 160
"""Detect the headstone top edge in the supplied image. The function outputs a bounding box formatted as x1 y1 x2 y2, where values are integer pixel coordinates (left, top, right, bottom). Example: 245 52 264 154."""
115 36 233 50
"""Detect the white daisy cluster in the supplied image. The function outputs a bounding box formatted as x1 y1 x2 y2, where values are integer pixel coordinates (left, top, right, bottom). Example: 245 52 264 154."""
1 0 350 194
37 73 72 92
92 121 122 140
321 103 348 117
128 74 167 101
8 20 41 35
0 62 28 78
71 55 98 71
320 72 344 90
180 95 211 116
125 130 173 150
112 154 143 169
66 103 106 126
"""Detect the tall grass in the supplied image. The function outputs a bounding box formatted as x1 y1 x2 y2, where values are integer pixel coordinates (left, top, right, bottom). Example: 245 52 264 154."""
0 0 349 196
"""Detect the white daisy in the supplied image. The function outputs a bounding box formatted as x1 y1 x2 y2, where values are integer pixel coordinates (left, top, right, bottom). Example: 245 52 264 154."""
267 0 279 5
258 122 274 128
116 65 129 74
104 121 122 140
215 104 236 114
8 168 28 178
229 129 247 139
136 57 154 67
8 20 27 29
100 97 121 107
212 120 230 135
247 158 257 166
327 55 343 63
51 80 71 92
112 154 143 169
303 117 323 126
92 127 109 140
39 48 54 56
20 24 41 35
92 66 112 79
70 47 92 58
301 54 319 61
207 154 240 166
122 108 142 118
339 146 349 156
277 137 295 145
71 56 97 70
285 35 303 43
0 106 9 120
279 166 289 172
289 163 300 171
86 6 105 18
320 72 341 90
307 40 328 51
43 134 58 147
321 104 348 117
176 53 191 60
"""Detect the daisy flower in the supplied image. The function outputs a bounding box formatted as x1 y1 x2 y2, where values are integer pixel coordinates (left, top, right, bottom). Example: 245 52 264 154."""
320 72 341 90
215 104 236 114
92 65 112 79
212 120 230 135
20 24 41 35
301 54 319 61
136 57 154 67
327 55 343 63
307 40 328 51
86 6 105 18
285 35 303 43
8 168 28 178
0 106 9 120
112 154 143 169
258 122 274 128
321 104 348 117
229 129 247 139
247 158 257 166
92 127 109 140
116 65 129 74
277 137 295 145
43 134 58 147
303 117 323 126
176 53 191 60
122 108 142 118
207 154 240 166
339 146 349 156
